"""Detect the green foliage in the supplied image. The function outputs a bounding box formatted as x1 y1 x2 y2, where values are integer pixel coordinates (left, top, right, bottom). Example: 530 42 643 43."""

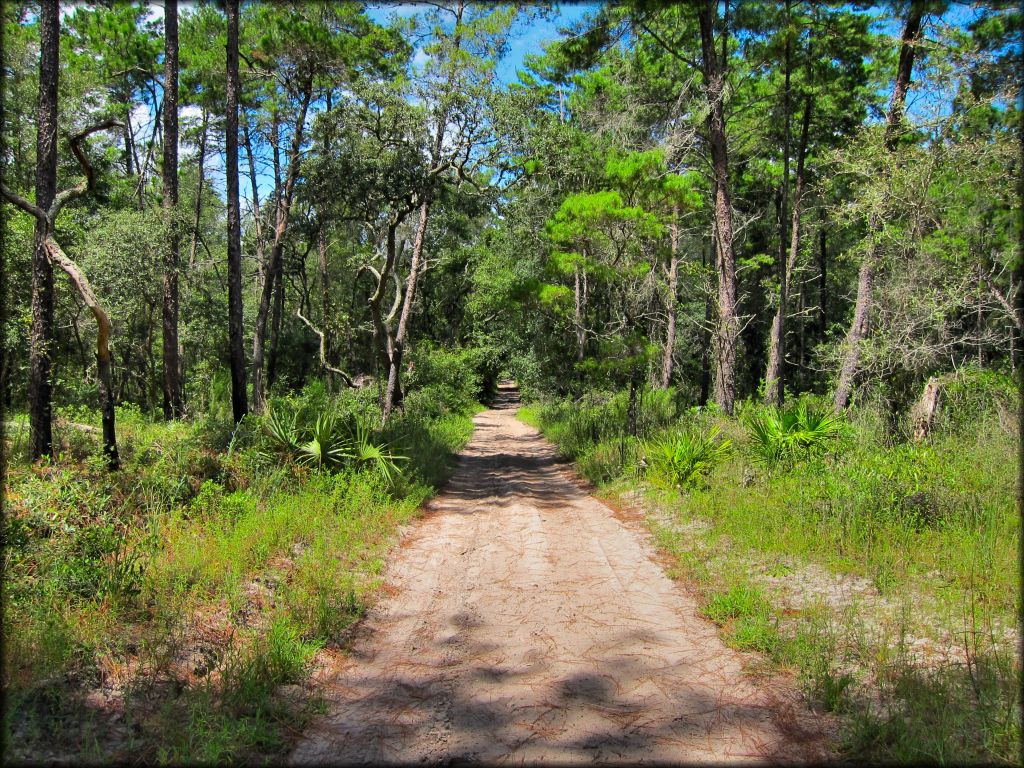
263 404 407 481
645 426 732 489
743 400 849 470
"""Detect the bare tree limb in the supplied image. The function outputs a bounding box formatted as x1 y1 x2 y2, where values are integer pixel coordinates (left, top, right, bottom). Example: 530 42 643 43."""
295 306 354 387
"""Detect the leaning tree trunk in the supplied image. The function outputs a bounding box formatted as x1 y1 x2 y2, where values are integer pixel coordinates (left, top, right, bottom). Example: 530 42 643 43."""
380 9 465 422
29 0 59 460
225 0 248 423
698 0 740 416
661 205 680 389
4 117 124 466
383 199 431 422
162 0 183 419
45 239 119 468
764 92 813 405
833 3 925 412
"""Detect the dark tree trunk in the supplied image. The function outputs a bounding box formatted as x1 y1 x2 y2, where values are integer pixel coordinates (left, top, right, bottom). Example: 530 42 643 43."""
574 263 585 363
699 239 712 406
764 11 792 406
187 107 208 270
698 0 740 415
765 92 813 405
162 0 182 419
661 205 680 389
834 3 924 412
267 264 284 389
225 0 248 422
29 0 59 461
252 83 312 412
818 218 827 343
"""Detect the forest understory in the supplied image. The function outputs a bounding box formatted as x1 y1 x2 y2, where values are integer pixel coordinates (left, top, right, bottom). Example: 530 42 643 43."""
2 1 1020 765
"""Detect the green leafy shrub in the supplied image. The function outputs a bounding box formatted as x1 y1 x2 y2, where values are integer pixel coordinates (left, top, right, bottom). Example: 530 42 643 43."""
407 344 482 412
644 426 732 489
934 366 1017 436
263 406 406 480
744 400 848 470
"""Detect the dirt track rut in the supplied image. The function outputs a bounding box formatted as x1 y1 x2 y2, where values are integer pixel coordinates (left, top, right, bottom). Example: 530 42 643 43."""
289 385 829 764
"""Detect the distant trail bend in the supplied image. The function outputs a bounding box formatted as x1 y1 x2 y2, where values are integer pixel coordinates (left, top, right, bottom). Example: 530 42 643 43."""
289 383 831 765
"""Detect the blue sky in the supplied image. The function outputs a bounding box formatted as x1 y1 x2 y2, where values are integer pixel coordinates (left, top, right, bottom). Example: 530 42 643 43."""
365 2 601 85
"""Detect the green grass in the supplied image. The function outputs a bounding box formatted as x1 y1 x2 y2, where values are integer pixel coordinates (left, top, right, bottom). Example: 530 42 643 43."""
3 385 478 763
521 389 1020 765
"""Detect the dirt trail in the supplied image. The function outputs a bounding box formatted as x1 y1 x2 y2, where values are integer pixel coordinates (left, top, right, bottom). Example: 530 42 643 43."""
289 385 830 765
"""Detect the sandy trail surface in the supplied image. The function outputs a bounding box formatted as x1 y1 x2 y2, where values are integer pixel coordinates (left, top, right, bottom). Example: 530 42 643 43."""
289 385 830 765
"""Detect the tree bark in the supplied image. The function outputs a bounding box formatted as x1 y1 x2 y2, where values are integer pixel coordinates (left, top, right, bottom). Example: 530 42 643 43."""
251 82 312 412
45 239 119 468
911 376 943 442
698 0 740 415
4 118 123 466
317 225 334 389
574 262 586 363
661 205 680 389
162 0 183 419
28 0 59 461
764 91 813 405
699 238 712 406
267 264 285 388
380 3 466 422
225 0 248 423
383 199 431 422
764 10 793 406
818 216 827 342
187 107 208 270
833 3 924 412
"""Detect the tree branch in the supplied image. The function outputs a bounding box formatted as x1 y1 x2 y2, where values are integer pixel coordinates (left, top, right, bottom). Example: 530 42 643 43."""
295 306 354 386
50 117 122 218
0 183 47 223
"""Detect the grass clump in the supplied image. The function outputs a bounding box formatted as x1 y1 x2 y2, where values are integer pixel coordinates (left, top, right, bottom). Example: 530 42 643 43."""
644 426 732 489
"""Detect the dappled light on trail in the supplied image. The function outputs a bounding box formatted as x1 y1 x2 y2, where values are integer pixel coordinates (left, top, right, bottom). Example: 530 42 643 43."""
289 384 830 764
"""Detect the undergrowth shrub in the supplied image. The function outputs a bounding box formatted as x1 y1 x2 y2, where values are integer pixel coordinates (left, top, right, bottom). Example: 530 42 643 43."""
742 399 848 470
644 426 732 489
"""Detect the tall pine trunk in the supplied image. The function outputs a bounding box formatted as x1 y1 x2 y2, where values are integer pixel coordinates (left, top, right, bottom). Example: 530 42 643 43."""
764 11 792 405
764 92 813 405
187 107 208 270
834 3 924 412
251 84 312 412
225 0 248 423
29 0 59 461
698 0 740 415
161 0 183 418
661 205 680 389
